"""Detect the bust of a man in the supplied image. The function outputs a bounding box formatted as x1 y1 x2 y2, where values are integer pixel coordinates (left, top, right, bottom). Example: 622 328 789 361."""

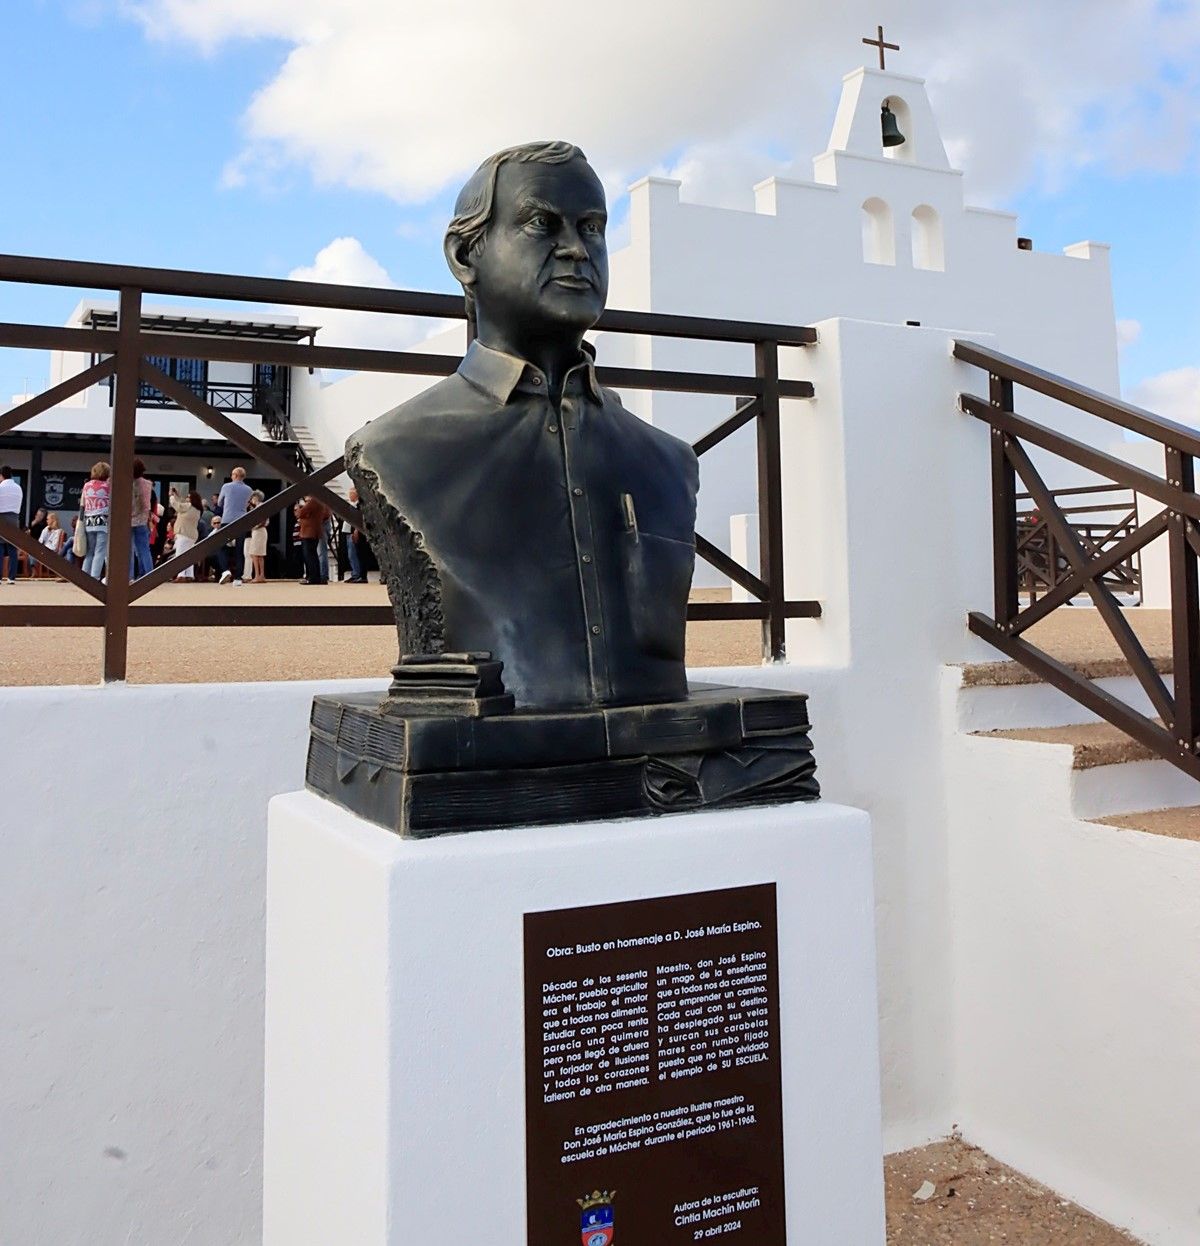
347 141 699 712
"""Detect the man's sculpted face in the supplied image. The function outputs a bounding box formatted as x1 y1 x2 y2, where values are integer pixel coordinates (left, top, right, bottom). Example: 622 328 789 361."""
470 157 608 342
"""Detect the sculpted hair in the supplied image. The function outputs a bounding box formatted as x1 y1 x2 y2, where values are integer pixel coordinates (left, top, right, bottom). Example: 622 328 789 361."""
446 140 587 311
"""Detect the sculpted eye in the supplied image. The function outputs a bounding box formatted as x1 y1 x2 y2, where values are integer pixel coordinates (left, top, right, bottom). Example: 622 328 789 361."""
582 220 604 236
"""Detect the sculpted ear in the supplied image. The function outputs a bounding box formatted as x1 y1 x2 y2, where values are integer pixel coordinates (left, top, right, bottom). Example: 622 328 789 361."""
444 231 477 291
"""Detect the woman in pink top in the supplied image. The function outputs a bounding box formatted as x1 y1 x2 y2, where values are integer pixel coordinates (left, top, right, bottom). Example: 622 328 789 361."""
79 460 111 579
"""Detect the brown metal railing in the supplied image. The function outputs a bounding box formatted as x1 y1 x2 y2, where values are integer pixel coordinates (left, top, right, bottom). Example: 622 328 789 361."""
956 340 1200 781
0 253 820 681
1016 483 1141 603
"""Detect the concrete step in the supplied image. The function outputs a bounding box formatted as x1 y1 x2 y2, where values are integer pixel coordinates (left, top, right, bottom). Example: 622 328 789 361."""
951 607 1200 832
1091 804 1200 842
1071 756 1200 820
961 653 1172 689
975 721 1155 769
967 718 1200 827
953 669 1162 733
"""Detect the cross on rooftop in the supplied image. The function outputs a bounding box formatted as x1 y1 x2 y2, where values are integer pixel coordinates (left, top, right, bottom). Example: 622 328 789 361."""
862 24 900 70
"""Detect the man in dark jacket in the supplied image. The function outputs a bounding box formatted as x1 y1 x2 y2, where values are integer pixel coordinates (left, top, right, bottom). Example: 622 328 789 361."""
296 495 331 586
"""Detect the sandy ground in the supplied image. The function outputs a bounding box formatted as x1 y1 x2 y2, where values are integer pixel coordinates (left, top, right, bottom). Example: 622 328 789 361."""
0 581 1173 688
886 1139 1143 1245
0 579 761 685
965 607 1173 686
1025 607 1172 665
1094 803 1200 839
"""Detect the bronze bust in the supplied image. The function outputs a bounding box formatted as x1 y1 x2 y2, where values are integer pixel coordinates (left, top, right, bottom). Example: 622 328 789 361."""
347 141 698 712
308 141 818 836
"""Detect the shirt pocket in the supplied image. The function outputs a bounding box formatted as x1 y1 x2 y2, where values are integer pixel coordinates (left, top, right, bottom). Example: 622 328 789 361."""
623 528 695 662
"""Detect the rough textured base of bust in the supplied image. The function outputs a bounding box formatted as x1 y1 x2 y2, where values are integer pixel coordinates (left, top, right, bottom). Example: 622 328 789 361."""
346 440 445 657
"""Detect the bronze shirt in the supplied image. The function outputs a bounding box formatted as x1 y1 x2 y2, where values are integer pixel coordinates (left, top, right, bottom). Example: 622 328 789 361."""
347 341 699 711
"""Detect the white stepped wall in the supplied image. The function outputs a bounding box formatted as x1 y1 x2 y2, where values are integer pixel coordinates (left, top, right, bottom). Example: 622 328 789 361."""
945 707 1200 1245
949 665 1200 815
1071 759 1200 820
950 667 1160 733
7 314 1181 1243
0 677 385 1246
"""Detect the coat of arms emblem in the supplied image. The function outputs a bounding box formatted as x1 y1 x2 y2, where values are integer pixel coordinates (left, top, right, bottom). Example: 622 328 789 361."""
578 1189 615 1246
43 475 65 508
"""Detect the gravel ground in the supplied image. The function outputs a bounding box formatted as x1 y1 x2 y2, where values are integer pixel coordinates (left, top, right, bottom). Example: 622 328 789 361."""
886 1139 1144 1245
0 580 1166 688
965 608 1173 686
0 580 761 685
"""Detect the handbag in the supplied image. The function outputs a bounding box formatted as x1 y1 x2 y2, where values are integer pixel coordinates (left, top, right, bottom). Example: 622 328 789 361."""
72 518 87 558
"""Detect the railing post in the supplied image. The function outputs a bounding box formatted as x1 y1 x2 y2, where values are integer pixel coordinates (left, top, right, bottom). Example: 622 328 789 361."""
755 339 785 661
1166 445 1200 757
103 287 141 682
990 373 1018 628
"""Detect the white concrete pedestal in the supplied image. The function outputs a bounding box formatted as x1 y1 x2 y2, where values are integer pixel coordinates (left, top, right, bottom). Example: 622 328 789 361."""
262 790 885 1245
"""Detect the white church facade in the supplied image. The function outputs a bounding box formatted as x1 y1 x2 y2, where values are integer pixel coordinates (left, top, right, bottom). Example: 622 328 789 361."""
292 62 1122 563
1 61 1125 578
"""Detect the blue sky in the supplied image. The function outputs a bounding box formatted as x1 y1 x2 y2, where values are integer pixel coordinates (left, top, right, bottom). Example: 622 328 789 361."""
0 2 1194 407
1011 168 1200 392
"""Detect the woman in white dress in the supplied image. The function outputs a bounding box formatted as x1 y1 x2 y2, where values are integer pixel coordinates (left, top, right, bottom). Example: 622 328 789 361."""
171 490 202 581
245 491 269 584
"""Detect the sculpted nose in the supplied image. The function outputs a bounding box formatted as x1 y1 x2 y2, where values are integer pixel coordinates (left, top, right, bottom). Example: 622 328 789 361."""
556 227 588 259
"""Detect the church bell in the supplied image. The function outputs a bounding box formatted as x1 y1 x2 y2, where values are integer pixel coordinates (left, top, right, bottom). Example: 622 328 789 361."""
880 101 906 148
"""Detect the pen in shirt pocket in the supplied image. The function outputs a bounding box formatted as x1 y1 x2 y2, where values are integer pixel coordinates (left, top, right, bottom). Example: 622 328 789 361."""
621 492 638 543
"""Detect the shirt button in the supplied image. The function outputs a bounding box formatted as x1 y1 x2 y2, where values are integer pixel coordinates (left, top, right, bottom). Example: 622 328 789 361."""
591 625 601 635
547 424 558 433
582 554 592 564
572 487 584 497
530 376 542 386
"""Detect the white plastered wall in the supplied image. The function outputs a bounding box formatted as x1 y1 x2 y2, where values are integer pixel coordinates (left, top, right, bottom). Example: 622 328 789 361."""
772 316 997 1143
620 68 1119 578
0 316 998 1243
0 677 383 1246
4 314 1184 1242
946 718 1200 1245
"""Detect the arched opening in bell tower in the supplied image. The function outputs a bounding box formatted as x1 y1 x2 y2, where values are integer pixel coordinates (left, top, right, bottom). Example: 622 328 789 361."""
861 197 895 265
881 96 914 161
911 205 945 271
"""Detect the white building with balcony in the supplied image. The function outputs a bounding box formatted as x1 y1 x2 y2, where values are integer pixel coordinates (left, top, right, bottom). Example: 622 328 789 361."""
0 302 319 535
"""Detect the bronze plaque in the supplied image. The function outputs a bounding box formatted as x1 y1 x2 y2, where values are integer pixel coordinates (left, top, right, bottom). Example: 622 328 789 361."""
524 883 786 1246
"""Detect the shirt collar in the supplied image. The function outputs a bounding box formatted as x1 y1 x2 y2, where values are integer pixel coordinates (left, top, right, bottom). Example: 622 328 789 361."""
458 340 602 405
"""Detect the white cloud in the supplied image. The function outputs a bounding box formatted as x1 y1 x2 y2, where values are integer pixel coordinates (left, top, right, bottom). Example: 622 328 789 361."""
660 144 787 212
1116 318 1142 350
285 236 433 350
123 1 1200 208
1129 366 1200 425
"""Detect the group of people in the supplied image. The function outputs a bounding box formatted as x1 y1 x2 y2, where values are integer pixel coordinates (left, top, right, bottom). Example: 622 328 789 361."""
293 489 367 586
195 465 270 586
0 461 369 586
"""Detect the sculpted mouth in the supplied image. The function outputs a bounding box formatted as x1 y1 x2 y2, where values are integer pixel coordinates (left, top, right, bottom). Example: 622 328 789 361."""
549 275 593 289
